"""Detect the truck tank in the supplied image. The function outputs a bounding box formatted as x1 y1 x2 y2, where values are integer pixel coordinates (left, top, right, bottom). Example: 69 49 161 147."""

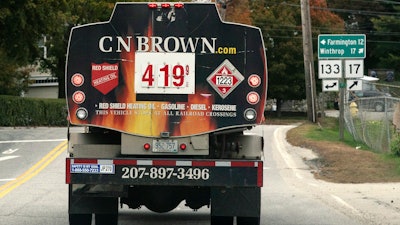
66 2 267 225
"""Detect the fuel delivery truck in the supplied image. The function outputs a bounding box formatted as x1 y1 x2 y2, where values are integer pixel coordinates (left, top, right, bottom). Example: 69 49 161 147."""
65 2 267 225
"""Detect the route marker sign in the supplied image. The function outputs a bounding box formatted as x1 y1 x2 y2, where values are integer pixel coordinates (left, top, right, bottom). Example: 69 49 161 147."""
318 34 366 59
318 60 342 79
347 79 362 91
345 59 364 78
322 79 339 92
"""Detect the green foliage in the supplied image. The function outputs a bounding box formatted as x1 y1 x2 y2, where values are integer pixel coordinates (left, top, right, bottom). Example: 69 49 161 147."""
327 1 400 73
249 0 345 111
250 0 305 103
0 49 31 96
370 6 400 72
390 133 400 157
0 95 67 126
306 117 369 149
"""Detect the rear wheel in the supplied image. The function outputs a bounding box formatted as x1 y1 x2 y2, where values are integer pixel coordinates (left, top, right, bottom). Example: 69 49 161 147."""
237 216 260 225
69 213 92 225
95 213 118 225
211 216 233 225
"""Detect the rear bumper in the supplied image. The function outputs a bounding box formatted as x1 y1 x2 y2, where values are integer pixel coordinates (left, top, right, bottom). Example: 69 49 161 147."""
66 158 263 187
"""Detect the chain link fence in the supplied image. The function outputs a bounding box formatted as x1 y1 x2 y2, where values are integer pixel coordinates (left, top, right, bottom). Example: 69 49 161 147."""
344 83 400 153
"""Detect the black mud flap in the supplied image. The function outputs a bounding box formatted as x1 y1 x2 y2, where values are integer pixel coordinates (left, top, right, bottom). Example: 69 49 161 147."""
68 185 118 225
211 187 261 218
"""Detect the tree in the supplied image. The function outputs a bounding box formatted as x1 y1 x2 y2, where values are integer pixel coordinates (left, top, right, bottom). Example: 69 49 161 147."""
249 0 304 114
249 0 344 115
0 49 30 96
42 0 188 98
40 0 115 98
224 0 252 25
370 6 400 72
0 0 67 96
325 0 396 70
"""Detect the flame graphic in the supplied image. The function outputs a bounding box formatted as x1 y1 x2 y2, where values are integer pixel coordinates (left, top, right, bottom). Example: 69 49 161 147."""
75 16 218 137
173 87 216 136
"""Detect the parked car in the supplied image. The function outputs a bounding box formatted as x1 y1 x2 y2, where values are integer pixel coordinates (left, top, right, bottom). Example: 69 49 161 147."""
349 90 392 112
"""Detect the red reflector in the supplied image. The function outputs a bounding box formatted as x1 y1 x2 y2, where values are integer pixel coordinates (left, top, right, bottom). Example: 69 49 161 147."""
161 3 171 8
144 143 151 150
174 3 184 9
179 143 187 150
148 3 158 9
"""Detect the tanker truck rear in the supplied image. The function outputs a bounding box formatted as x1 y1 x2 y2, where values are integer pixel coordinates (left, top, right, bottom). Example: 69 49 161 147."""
65 2 267 225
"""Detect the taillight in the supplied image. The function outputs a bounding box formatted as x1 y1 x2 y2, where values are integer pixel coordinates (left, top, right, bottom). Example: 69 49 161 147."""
144 143 151 151
179 143 187 151
72 91 85 104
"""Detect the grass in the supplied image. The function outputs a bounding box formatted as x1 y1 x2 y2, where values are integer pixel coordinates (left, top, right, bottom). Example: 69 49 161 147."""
305 118 370 150
283 117 400 183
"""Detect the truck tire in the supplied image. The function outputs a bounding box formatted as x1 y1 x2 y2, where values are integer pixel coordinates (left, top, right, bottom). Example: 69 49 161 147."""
237 216 260 225
95 213 118 225
211 216 233 225
69 213 92 225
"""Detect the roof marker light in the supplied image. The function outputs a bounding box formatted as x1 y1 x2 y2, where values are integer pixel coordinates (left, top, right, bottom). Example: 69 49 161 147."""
148 3 158 9
174 3 184 9
161 3 171 8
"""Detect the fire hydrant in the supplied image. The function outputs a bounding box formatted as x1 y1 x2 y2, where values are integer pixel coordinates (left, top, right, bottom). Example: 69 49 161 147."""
350 101 358 117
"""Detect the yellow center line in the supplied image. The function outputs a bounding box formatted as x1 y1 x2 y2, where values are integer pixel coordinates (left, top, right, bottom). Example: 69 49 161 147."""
0 140 68 198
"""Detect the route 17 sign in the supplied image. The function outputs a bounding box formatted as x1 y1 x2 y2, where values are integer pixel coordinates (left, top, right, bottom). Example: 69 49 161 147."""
207 59 244 99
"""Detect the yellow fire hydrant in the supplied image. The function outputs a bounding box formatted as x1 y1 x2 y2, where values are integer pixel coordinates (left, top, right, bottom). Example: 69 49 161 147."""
350 101 358 117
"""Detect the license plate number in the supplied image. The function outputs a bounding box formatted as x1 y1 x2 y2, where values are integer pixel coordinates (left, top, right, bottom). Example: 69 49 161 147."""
152 140 178 153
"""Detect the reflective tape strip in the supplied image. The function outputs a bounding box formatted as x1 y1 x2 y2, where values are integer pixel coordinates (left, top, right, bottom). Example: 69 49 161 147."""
68 158 261 168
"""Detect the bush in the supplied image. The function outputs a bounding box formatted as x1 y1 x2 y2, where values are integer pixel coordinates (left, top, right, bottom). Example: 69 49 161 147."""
0 95 67 126
390 133 400 157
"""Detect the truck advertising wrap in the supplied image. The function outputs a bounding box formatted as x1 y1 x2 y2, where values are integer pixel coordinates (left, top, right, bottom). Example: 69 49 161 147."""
66 2 267 137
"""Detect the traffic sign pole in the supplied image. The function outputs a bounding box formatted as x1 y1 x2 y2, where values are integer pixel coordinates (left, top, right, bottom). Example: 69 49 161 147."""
339 61 345 140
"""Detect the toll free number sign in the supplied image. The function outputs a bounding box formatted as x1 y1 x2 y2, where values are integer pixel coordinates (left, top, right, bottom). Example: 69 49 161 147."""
135 52 195 94
318 59 364 79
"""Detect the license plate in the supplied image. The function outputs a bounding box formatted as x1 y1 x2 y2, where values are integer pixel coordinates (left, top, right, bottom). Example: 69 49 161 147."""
152 139 178 153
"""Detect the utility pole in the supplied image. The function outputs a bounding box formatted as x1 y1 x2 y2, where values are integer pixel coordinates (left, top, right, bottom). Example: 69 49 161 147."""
300 0 317 122
216 0 232 21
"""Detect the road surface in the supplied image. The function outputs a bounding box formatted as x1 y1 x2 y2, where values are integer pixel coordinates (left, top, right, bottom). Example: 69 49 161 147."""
0 126 399 224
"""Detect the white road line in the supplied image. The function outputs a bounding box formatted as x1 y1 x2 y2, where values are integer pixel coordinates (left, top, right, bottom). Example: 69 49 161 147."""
2 148 19 154
0 155 20 161
0 179 16 182
0 139 66 144
331 194 361 216
273 127 303 179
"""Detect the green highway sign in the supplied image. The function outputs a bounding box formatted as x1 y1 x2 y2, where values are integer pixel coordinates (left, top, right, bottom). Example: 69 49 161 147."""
318 34 366 59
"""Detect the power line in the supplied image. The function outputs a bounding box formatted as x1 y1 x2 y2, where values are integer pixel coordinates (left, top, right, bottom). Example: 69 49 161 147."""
279 2 400 17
